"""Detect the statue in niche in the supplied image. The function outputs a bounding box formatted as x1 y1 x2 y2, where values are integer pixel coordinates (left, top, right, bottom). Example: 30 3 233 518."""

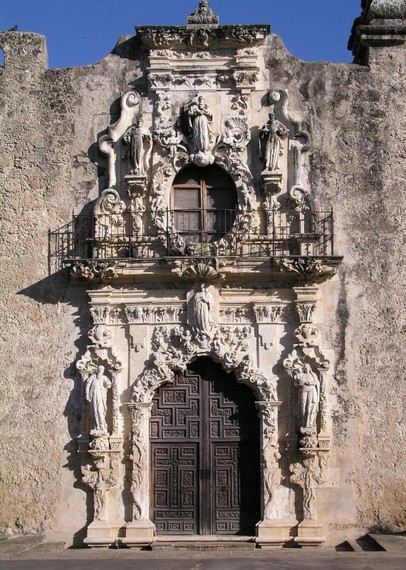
259 112 288 171
191 283 213 344
85 365 112 434
183 95 214 166
123 119 150 175
293 362 320 430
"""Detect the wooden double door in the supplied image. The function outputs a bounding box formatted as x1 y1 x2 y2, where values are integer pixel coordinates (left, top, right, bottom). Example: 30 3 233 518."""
150 357 260 535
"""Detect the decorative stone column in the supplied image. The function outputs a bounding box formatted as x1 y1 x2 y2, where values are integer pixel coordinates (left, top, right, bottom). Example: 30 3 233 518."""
256 400 292 548
81 446 120 547
283 285 331 547
122 402 155 548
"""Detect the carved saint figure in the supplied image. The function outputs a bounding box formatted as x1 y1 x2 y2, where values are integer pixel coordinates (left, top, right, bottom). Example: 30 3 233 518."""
123 120 149 174
85 365 112 434
186 95 213 154
192 283 213 343
259 113 288 171
293 363 320 430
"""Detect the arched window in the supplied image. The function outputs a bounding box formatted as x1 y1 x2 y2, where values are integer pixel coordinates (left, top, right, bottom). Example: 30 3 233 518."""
171 164 237 244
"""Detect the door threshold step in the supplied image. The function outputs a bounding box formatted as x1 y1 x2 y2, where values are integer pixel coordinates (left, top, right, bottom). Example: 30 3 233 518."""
153 535 257 550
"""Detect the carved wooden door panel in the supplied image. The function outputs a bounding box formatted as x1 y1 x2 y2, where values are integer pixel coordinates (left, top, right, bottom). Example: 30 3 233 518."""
150 357 260 535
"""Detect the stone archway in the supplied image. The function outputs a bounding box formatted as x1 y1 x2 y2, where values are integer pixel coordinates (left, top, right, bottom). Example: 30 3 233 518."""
150 356 261 536
123 327 281 547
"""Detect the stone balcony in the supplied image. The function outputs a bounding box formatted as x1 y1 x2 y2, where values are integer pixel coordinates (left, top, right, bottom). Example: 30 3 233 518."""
49 208 342 285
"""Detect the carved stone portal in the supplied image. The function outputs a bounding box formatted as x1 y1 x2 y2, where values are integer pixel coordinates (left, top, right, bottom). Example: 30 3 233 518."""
68 4 340 549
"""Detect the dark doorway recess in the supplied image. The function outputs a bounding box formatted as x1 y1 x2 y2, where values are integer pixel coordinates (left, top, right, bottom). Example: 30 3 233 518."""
150 357 260 535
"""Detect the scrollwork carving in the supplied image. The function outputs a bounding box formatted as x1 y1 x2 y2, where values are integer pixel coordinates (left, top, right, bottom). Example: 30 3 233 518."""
88 324 113 348
70 261 118 284
273 257 338 284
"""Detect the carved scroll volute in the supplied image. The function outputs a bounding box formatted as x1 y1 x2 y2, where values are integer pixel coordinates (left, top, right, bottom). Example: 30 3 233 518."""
127 403 153 522
99 90 142 189
256 401 282 521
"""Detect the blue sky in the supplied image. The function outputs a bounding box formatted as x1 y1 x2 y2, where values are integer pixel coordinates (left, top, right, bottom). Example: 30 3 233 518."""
1 0 361 68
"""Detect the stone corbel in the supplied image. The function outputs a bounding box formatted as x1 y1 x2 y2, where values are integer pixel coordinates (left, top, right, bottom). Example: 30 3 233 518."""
122 403 155 548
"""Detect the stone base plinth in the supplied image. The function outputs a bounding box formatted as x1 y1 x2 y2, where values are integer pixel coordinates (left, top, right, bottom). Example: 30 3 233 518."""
256 519 297 548
294 519 326 547
122 520 155 549
84 521 120 548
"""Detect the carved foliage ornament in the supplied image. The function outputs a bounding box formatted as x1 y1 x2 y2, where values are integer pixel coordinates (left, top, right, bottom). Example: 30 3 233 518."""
131 324 277 404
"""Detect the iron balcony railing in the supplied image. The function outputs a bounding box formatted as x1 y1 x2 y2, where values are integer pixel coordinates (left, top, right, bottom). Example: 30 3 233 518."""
49 208 335 270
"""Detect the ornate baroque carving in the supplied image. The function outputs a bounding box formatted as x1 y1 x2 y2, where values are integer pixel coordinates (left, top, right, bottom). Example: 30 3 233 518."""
187 0 219 25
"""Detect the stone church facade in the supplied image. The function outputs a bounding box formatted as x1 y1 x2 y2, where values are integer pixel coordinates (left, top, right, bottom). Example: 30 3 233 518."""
0 0 405 548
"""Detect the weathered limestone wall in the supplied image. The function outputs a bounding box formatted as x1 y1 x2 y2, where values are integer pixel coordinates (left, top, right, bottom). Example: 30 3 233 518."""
266 32 406 533
0 8 404 544
0 32 144 543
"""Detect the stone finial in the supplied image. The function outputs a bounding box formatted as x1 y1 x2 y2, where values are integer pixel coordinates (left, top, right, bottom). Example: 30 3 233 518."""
349 0 406 64
363 0 406 20
187 0 219 25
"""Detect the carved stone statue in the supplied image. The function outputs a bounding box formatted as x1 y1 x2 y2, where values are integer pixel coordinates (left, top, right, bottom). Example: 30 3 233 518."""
85 365 112 434
184 95 214 165
293 363 320 430
259 113 288 171
187 0 219 25
191 283 213 344
123 119 150 175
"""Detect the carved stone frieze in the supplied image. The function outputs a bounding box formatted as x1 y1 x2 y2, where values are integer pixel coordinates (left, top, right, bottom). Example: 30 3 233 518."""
137 25 269 51
90 306 109 324
220 306 252 324
254 304 286 324
125 305 185 324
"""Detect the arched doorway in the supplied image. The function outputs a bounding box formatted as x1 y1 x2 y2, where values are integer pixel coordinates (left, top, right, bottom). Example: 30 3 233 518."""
150 357 260 536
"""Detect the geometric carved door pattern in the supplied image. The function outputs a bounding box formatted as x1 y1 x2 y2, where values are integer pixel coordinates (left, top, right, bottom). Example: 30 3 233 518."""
150 357 260 535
